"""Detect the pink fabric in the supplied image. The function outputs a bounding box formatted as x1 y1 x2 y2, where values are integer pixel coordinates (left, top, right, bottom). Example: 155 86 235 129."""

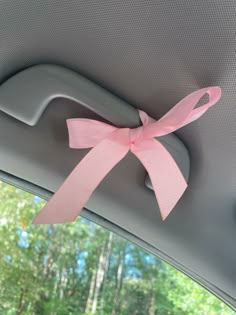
33 87 221 224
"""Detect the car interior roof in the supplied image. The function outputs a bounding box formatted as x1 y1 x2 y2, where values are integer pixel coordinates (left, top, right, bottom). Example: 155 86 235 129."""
0 1 235 309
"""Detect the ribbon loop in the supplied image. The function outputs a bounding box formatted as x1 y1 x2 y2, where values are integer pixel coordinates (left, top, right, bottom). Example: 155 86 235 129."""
142 86 222 138
33 86 221 224
67 118 117 148
33 128 130 224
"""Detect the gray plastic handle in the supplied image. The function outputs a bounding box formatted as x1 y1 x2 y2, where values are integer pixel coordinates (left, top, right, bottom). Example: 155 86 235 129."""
0 64 190 185
0 64 140 127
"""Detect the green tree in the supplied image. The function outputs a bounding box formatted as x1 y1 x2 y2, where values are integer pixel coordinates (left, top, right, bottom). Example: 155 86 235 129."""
0 181 234 315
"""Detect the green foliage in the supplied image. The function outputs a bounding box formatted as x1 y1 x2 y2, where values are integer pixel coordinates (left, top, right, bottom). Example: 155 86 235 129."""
0 181 234 315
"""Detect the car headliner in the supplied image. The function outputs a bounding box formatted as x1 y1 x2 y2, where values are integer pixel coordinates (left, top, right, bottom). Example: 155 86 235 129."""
0 0 235 309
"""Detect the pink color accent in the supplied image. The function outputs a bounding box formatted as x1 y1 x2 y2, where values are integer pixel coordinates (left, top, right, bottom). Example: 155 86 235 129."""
33 87 221 224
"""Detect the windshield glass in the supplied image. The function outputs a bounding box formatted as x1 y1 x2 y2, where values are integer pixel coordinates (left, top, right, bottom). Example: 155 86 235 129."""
0 181 234 315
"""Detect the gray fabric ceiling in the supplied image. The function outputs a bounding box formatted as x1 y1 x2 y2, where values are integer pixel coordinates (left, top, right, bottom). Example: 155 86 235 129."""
0 0 235 307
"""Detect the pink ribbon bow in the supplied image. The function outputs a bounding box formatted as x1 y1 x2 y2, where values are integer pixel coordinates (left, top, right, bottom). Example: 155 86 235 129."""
33 87 221 224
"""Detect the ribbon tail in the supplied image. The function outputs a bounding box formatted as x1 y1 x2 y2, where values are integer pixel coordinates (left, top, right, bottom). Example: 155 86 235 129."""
33 129 130 224
131 138 187 220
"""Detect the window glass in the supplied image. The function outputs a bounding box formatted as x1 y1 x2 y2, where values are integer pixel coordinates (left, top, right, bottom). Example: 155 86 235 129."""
0 181 234 315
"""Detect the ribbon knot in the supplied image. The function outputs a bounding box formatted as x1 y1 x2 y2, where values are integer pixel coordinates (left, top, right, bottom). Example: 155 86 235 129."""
129 126 144 145
33 87 221 224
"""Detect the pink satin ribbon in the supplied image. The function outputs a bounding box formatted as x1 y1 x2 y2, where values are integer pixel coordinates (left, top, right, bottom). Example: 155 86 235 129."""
33 87 221 224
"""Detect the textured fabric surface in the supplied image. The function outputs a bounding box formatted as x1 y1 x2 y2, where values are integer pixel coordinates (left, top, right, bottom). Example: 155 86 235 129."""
0 0 236 305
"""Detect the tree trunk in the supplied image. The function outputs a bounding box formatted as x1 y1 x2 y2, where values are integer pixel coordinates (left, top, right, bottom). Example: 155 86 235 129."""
16 288 25 315
91 232 113 314
148 290 155 315
59 268 68 300
43 225 55 277
85 269 97 313
148 264 157 315
111 246 125 315
53 270 60 296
